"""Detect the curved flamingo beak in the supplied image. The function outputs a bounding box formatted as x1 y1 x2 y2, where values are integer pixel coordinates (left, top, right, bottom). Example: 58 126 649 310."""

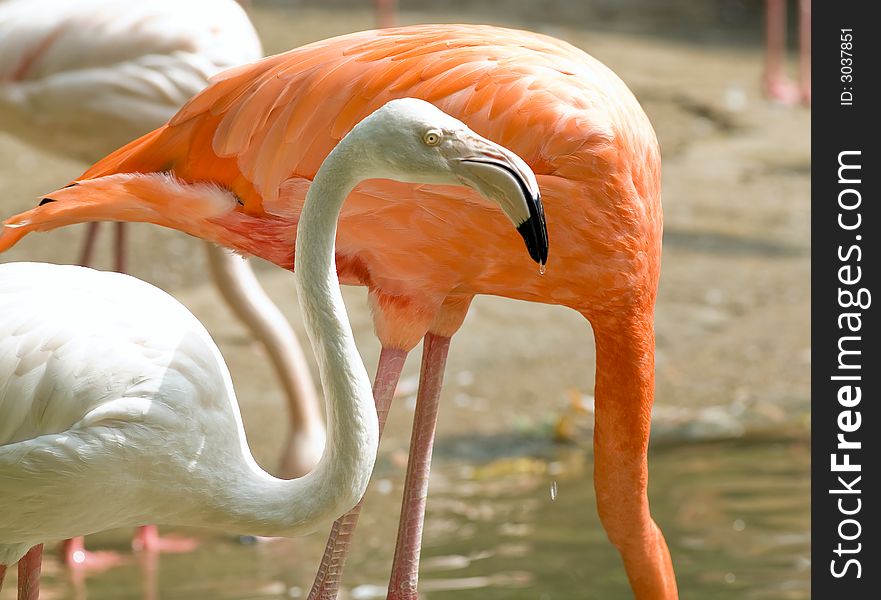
455 145 548 266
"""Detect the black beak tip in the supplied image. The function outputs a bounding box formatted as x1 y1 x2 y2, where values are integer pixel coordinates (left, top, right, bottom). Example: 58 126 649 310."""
516 197 549 267
39 198 56 206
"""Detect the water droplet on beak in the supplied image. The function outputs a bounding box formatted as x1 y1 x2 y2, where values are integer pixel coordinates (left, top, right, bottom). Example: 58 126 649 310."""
539 263 546 276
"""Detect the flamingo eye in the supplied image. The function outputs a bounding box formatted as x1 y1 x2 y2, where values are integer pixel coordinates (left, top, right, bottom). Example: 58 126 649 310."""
423 130 442 146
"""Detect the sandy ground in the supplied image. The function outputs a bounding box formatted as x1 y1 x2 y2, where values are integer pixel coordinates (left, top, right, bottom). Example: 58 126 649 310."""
0 1 810 470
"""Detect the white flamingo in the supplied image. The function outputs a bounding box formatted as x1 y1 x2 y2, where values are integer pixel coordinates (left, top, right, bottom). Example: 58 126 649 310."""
0 98 544 600
0 0 325 563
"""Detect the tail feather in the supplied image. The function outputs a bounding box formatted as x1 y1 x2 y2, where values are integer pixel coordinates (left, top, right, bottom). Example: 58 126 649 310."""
80 127 173 179
0 225 28 253
0 173 239 254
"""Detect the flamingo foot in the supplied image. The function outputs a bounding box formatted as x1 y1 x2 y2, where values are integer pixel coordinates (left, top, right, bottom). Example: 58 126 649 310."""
132 526 198 554
61 537 126 571
763 76 801 105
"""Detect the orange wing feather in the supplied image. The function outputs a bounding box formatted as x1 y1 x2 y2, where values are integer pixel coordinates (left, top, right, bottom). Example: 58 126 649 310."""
83 25 651 203
5 24 660 314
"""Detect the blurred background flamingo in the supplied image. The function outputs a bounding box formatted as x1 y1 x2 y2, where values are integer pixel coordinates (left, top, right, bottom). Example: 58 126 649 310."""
0 0 325 568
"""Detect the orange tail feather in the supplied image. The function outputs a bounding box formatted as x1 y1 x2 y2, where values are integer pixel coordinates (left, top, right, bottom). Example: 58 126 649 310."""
0 225 28 253
80 126 173 179
0 174 238 254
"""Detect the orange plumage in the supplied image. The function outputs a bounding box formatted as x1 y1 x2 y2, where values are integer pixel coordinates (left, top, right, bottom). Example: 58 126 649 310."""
0 24 674 599
6 24 660 319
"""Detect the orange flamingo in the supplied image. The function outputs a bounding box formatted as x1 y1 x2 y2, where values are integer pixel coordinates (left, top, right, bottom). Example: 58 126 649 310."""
0 25 675 599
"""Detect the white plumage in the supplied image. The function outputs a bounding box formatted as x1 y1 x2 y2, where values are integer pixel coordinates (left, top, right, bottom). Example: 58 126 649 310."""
0 260 373 570
0 0 326 482
0 263 240 563
0 0 261 160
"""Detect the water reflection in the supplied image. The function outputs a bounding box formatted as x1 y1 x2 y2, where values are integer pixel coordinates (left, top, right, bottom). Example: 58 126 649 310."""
1 440 808 600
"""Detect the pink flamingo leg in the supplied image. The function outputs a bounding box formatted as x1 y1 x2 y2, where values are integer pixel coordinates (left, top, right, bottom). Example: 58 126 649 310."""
799 0 811 104
77 222 127 272
131 525 198 554
386 333 450 600
1 564 7 593
78 223 100 267
308 346 409 600
136 542 160 600
113 222 127 273
375 0 397 28
764 0 800 104
17 545 42 600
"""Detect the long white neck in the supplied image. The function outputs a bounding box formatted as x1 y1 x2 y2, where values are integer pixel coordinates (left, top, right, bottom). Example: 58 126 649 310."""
197 131 377 537
291 129 379 522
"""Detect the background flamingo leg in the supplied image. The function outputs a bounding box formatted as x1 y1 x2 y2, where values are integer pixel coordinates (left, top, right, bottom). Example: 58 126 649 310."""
76 221 127 272
798 0 811 103
591 313 678 599
308 346 409 600
374 0 397 28
136 541 160 600
77 223 100 267
1 564 6 593
386 333 450 600
763 0 799 104
17 545 42 600
113 222 127 273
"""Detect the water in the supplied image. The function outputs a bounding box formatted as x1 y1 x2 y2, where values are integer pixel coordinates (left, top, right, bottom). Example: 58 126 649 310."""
2 439 809 599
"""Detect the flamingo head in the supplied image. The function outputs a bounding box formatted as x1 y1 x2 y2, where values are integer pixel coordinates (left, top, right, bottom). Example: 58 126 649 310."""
349 97 549 266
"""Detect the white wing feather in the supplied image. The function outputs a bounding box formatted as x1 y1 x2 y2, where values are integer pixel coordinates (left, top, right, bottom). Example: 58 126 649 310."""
0 263 241 559
0 262 227 446
0 0 262 160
